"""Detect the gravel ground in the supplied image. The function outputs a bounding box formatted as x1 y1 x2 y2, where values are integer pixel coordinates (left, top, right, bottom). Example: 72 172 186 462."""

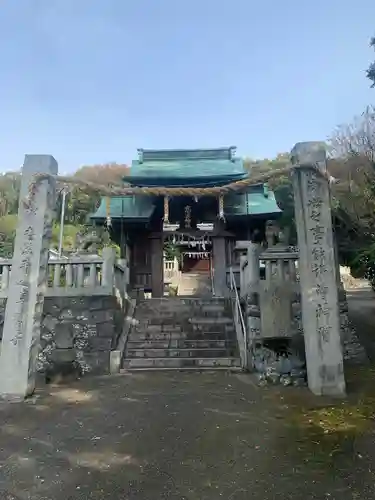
1 368 375 500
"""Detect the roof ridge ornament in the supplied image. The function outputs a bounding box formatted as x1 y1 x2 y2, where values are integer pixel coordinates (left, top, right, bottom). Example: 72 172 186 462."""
137 149 144 164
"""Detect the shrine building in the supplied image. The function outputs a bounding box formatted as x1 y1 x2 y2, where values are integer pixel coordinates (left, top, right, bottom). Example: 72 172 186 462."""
90 147 281 296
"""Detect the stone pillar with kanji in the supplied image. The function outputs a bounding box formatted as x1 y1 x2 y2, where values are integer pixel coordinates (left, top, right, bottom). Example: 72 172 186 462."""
0 155 57 400
291 142 345 396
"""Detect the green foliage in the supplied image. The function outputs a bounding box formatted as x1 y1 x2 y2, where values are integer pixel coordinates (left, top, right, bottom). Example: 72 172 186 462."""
0 214 18 257
245 154 297 244
329 107 375 279
0 163 129 257
0 173 20 217
51 222 84 251
246 114 375 284
350 243 375 288
164 242 181 261
367 37 375 87
57 188 98 225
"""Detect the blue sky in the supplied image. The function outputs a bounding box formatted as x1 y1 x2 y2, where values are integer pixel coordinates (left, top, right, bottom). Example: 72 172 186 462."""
0 0 374 173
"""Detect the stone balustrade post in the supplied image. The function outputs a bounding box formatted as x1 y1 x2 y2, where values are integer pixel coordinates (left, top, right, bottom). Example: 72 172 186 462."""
291 142 345 396
246 243 261 293
239 255 247 297
102 247 116 290
0 155 57 400
246 243 261 348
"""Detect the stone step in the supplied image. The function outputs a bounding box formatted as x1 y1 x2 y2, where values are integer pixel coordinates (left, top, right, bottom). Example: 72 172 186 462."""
133 321 184 331
136 305 229 315
136 322 234 331
132 322 235 333
136 311 227 320
127 339 237 349
126 347 237 358
135 317 234 328
189 317 234 325
135 305 231 316
127 297 238 373
137 297 229 304
119 366 242 372
122 357 241 370
128 331 231 341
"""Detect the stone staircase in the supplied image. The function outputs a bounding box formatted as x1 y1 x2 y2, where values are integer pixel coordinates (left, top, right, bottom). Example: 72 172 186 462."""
177 273 212 296
122 297 241 371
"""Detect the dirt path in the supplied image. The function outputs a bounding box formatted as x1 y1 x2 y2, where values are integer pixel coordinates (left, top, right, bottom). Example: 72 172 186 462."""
347 287 375 361
1 370 375 499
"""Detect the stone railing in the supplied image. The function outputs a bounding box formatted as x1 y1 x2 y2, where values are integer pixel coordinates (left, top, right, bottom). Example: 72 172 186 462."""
232 243 300 341
0 248 132 379
164 258 180 283
228 267 247 368
260 249 299 288
0 248 128 299
237 243 349 343
114 258 130 300
226 265 240 291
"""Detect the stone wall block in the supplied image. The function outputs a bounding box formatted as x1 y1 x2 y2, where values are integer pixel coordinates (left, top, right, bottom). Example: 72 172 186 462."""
96 322 115 338
43 299 61 318
90 296 117 311
42 314 59 332
86 337 113 352
51 348 76 364
0 283 124 378
81 351 110 374
89 309 114 324
54 323 74 349
59 309 74 321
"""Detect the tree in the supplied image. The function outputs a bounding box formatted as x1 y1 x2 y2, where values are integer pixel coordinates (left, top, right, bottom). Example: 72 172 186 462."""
61 163 131 225
245 154 297 243
329 107 375 282
367 37 375 87
0 162 129 254
0 214 17 257
0 172 20 216
74 162 129 186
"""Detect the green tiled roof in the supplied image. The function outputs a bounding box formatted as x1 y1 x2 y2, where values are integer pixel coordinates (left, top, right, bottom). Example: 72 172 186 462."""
90 196 155 221
138 147 236 162
90 189 280 221
127 172 247 188
131 158 244 179
224 186 281 217
89 148 281 222
129 147 245 186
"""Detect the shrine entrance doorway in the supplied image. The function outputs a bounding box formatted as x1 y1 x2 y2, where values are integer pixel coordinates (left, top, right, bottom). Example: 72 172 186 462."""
165 232 212 275
181 249 212 274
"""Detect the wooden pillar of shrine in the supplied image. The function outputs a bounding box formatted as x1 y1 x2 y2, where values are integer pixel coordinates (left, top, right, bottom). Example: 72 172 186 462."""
128 230 152 294
212 235 227 296
150 232 164 297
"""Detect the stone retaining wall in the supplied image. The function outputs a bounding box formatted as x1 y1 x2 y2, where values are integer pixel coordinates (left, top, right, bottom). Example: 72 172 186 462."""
245 286 368 384
246 289 351 338
0 295 125 376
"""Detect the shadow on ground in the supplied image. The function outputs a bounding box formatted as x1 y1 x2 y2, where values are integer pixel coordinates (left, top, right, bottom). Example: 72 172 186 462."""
1 367 375 499
347 287 375 361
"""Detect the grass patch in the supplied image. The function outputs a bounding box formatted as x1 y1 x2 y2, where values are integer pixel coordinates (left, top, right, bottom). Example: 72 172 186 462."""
274 364 375 471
